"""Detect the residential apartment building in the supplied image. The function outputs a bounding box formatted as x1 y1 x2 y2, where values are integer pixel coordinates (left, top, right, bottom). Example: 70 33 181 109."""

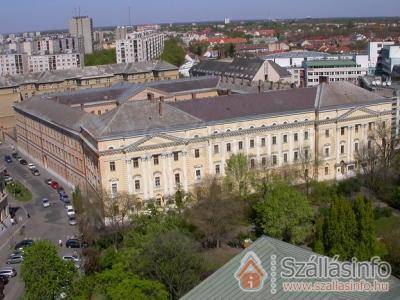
0 54 27 76
13 82 394 210
27 52 83 73
69 16 94 54
0 60 179 131
304 59 367 86
116 31 165 63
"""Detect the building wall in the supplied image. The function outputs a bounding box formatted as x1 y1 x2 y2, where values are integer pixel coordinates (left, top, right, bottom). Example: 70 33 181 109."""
305 65 367 86
69 16 94 54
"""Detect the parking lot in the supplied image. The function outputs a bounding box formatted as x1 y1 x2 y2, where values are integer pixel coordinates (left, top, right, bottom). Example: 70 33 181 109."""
0 143 79 299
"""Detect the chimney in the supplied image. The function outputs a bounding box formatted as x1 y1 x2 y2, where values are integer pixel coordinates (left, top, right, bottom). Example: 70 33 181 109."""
258 80 262 93
158 100 163 116
147 92 154 101
80 103 84 110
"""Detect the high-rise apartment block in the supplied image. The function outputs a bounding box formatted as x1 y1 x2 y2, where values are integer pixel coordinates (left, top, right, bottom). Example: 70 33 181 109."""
116 30 164 63
69 16 94 54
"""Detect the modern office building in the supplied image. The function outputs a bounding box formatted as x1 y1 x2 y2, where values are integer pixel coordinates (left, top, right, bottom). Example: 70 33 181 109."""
116 31 164 63
13 82 394 209
367 41 395 73
377 45 400 81
69 16 94 54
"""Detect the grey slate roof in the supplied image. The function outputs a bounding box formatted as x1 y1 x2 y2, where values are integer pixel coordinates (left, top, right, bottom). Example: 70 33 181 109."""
182 236 400 300
263 51 328 60
0 60 178 88
190 57 265 80
268 60 292 78
169 87 318 122
148 76 220 94
315 81 391 110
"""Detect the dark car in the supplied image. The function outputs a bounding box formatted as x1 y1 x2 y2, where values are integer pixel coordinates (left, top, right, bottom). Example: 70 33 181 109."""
4 155 12 163
66 239 88 249
2 169 9 176
14 239 34 251
45 178 53 185
57 186 65 195
59 190 67 198
31 169 40 176
0 274 9 285
19 159 28 165
11 152 18 158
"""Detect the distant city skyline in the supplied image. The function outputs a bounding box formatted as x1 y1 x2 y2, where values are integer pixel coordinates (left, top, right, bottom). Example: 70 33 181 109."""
1 0 400 34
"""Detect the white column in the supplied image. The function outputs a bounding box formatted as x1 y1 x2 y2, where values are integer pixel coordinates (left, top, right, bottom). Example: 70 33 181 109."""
167 153 173 194
336 128 340 164
182 151 188 192
126 158 133 194
221 142 226 175
146 156 153 199
256 136 260 162
140 156 148 199
347 126 352 162
267 134 272 157
278 134 282 166
162 153 168 196
208 141 213 174
288 132 293 161
245 136 249 156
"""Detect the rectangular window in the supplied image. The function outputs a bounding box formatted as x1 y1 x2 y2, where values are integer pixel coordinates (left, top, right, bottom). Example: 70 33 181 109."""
175 173 180 185
195 169 201 180
272 155 277 165
214 145 219 154
133 158 139 168
261 157 267 166
341 127 345 135
135 180 140 190
283 134 288 143
283 153 288 163
354 142 359 152
238 141 243 150
272 136 277 145
173 152 179 161
111 183 118 197
153 155 159 165
304 131 309 140
368 140 372 149
368 122 374 130
294 151 299 162
215 164 220 174
325 166 329 175
109 161 116 172
294 133 298 142
341 145 345 154
355 124 360 133
261 138 266 147
250 158 255 168
195 149 200 158
250 139 255 148
155 176 161 187
304 149 309 159
226 143 231 152
325 147 330 157
325 129 329 137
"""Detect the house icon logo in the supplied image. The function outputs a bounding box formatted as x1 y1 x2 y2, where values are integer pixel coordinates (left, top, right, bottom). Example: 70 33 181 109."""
234 251 267 292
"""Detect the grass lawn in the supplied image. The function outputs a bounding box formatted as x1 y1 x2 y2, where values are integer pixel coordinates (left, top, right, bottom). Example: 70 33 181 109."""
375 214 400 238
6 180 32 202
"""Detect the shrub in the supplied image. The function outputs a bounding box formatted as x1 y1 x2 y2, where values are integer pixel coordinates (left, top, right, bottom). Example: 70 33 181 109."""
373 207 393 220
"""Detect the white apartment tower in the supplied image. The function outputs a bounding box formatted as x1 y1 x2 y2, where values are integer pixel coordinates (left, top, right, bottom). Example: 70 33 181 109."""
69 16 94 54
116 30 164 63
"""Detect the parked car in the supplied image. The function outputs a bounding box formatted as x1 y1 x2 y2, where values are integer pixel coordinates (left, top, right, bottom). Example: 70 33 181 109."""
27 163 36 170
57 186 65 195
59 190 67 198
62 197 71 206
65 239 88 249
51 181 59 189
68 216 77 226
0 274 9 285
6 254 23 264
2 169 9 176
42 198 50 208
16 155 22 161
14 239 34 251
66 205 75 217
0 268 16 278
19 159 28 165
31 169 40 176
62 255 81 263
4 155 12 163
11 152 18 159
45 178 53 185
4 176 13 183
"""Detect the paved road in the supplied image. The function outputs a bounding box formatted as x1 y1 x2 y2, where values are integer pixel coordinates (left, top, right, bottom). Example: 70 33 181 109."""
0 144 78 300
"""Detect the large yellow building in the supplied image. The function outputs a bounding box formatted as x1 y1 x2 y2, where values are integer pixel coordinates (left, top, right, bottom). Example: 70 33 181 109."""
0 60 179 132
13 81 395 208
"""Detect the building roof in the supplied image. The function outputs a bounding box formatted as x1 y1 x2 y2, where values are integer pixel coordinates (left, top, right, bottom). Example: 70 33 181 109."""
169 87 318 123
304 59 358 68
263 50 328 60
268 60 292 78
190 57 265 80
41 76 221 106
182 236 400 300
0 60 178 89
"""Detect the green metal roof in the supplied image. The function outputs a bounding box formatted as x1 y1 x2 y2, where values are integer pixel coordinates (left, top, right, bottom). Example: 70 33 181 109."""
182 236 400 300
305 60 358 68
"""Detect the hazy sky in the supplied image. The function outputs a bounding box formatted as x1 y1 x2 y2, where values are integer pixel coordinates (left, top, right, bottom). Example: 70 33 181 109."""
1 0 400 33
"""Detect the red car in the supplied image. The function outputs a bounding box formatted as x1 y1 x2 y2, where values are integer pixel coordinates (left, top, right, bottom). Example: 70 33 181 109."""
50 181 59 190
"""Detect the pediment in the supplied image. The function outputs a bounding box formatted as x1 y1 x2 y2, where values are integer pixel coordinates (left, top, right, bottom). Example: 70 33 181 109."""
337 106 379 120
125 133 185 151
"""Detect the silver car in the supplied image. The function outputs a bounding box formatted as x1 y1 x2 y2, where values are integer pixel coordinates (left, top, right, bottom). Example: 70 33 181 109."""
6 254 23 264
42 198 50 208
0 268 17 278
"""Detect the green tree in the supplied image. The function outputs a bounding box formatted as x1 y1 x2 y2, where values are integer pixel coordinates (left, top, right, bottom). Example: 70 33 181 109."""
225 153 253 198
161 39 185 66
21 240 76 300
84 49 116 66
253 180 313 244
